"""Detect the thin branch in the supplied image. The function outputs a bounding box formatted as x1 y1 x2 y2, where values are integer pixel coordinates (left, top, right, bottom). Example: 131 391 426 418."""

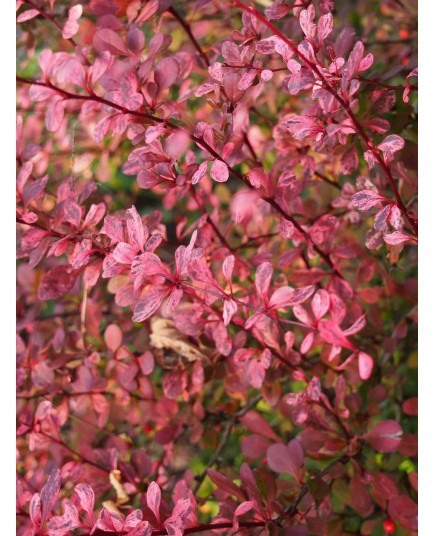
283 455 350 517
357 75 417 91
193 393 262 492
314 171 342 191
167 6 210 67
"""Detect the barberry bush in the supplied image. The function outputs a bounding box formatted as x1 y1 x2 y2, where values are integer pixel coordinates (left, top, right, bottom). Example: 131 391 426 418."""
16 0 418 534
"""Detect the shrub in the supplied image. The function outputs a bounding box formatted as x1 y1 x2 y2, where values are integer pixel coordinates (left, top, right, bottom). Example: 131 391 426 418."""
16 1 418 534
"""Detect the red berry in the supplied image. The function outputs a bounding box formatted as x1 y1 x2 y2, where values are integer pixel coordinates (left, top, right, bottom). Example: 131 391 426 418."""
383 519 396 534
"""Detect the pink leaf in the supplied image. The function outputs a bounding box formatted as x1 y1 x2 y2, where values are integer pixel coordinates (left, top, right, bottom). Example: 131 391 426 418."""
402 397 418 416
378 134 405 161
255 262 273 298
311 289 330 320
384 231 415 245
62 4 82 39
241 434 271 459
126 206 146 251
373 204 392 231
247 168 269 190
127 521 152 536
91 51 112 87
125 509 143 528
146 482 161 524
74 483 95 521
22 175 49 207
318 320 355 350
93 28 131 56
101 216 124 245
38 266 79 300
352 190 385 211
48 500 80 534
317 13 333 42
82 203 106 230
163 516 184 536
267 440 304 482
233 501 255 532
40 468 61 526
131 253 166 290
358 351 374 380
299 5 316 40
268 285 315 309
210 160 229 183
188 254 215 285
112 242 136 264
29 84 57 102
223 298 237 326
46 96 65 132
29 493 42 529
104 324 123 353
239 410 280 441
362 420 403 452
191 161 209 185
222 254 235 285
132 288 167 322
358 53 374 72
388 495 418 520
17 8 39 22
207 470 246 500
154 58 180 91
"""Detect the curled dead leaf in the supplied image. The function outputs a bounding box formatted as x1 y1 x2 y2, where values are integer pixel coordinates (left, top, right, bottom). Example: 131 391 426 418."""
150 317 210 364
109 469 129 505
102 500 123 516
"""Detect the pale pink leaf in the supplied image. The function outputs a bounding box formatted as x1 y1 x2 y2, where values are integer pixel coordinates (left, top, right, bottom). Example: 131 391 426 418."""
255 262 273 297
268 285 315 309
210 160 229 183
146 482 161 524
311 289 330 320
191 161 209 185
62 5 82 39
40 468 61 526
384 231 415 245
46 97 65 132
358 351 374 380
222 254 235 284
112 242 136 264
17 8 39 22
378 134 405 163
74 483 95 521
91 51 112 87
223 298 237 326
317 13 333 43
132 288 166 322
104 324 123 353
126 206 146 251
